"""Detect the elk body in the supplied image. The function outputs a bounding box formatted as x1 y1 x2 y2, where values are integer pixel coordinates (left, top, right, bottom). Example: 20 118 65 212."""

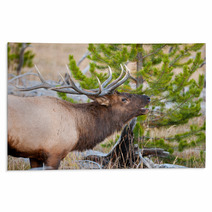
8 65 150 169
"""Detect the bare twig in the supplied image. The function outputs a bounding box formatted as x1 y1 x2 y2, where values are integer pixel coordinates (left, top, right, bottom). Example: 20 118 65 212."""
137 151 143 168
77 51 91 66
139 154 154 168
77 160 102 169
199 58 206 68
82 65 90 74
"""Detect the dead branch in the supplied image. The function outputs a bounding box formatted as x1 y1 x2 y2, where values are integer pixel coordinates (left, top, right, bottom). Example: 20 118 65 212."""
141 148 170 158
77 51 91 66
76 160 102 169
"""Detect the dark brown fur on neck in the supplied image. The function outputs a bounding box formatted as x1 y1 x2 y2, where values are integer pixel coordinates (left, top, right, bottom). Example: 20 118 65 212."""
72 102 126 151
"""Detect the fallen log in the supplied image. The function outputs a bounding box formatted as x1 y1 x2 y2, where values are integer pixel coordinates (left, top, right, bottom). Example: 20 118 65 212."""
141 148 170 158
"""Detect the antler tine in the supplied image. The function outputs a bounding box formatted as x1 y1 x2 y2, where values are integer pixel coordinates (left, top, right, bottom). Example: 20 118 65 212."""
51 65 102 96
15 65 54 91
58 73 68 86
66 64 103 96
106 64 130 90
88 66 112 92
101 66 112 88
97 64 130 96
105 64 125 89
34 65 47 83
123 64 131 75
91 65 124 91
95 76 102 95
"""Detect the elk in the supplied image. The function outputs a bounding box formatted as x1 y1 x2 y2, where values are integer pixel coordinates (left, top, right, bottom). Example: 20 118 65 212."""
8 65 150 169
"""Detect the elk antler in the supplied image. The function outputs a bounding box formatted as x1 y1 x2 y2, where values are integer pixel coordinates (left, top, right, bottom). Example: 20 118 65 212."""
14 65 102 96
14 64 131 97
88 64 130 96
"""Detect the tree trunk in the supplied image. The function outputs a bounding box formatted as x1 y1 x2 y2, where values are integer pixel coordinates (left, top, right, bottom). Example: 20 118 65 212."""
136 44 144 88
17 43 27 76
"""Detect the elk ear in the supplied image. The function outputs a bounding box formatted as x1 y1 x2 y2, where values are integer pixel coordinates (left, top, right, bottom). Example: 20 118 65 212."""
95 96 110 106
88 96 111 106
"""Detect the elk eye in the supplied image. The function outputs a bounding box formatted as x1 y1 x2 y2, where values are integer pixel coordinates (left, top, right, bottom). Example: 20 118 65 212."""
122 98 127 102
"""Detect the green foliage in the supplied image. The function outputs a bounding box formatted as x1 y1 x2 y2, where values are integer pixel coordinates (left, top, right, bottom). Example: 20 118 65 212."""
69 55 109 89
100 135 119 149
160 153 205 168
141 120 205 165
101 139 116 149
57 91 78 103
64 43 205 167
133 122 144 140
8 43 35 73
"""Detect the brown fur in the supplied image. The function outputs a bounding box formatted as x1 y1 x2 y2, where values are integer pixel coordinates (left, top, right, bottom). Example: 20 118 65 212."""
8 92 150 169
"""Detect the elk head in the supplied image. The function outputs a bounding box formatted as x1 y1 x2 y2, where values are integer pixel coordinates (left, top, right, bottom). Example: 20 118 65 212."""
86 65 150 120
94 90 149 113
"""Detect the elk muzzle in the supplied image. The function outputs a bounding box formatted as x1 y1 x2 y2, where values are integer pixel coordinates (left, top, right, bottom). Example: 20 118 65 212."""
139 95 150 115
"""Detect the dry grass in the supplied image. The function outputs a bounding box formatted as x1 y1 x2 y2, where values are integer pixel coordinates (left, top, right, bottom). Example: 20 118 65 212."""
59 152 82 170
149 116 205 140
8 152 82 170
8 156 30 170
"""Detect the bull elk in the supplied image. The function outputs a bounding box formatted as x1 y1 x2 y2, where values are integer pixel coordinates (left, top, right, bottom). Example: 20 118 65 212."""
8 65 150 169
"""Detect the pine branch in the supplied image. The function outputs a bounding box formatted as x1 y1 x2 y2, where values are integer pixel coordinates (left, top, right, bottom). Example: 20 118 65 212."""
199 58 206 68
143 44 166 59
168 45 199 68
148 92 197 127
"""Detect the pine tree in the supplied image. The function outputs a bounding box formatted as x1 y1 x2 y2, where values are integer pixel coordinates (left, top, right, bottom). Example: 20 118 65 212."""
8 43 35 75
64 43 206 167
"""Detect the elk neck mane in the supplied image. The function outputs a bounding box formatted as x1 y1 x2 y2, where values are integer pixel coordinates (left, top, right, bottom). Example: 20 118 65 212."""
68 100 127 151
